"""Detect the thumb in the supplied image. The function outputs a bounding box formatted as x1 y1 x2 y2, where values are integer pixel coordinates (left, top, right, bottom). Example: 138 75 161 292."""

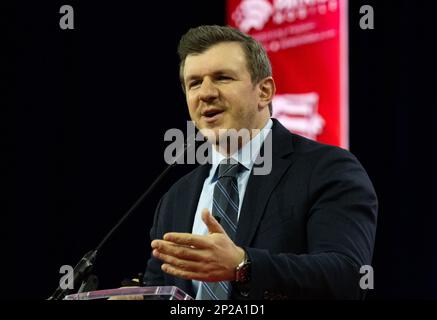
201 208 226 235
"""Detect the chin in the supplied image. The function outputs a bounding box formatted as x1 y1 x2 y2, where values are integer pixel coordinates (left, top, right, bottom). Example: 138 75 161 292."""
199 127 220 144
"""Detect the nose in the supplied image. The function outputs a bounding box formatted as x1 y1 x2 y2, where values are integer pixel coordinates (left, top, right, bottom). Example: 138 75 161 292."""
198 78 219 103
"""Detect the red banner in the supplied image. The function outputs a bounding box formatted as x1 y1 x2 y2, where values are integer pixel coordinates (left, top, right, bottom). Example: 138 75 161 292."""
227 0 348 148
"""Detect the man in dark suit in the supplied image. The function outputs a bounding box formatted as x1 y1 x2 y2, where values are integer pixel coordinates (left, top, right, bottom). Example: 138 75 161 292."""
144 25 377 300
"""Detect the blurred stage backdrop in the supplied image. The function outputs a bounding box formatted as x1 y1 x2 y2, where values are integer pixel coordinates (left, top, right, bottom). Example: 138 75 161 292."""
5 0 435 299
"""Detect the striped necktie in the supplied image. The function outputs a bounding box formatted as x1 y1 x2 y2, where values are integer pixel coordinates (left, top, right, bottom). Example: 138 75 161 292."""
198 159 240 300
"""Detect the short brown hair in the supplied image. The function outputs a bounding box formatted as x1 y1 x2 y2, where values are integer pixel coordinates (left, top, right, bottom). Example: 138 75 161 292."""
178 25 273 115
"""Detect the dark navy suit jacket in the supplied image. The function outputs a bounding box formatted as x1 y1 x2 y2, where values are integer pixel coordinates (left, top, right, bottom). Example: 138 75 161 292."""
144 119 378 299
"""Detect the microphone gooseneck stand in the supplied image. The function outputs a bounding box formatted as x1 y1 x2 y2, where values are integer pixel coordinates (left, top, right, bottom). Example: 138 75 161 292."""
48 139 194 300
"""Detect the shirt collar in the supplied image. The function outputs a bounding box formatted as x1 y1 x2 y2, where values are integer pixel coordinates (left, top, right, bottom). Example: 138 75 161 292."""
210 119 273 180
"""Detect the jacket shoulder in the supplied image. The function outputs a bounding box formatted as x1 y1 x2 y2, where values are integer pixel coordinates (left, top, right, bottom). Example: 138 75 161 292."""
290 132 356 161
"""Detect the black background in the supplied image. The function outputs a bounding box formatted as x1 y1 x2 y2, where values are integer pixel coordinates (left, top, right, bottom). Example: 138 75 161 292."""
4 0 435 299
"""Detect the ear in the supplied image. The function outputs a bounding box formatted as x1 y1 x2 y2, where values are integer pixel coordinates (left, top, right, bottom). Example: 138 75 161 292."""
257 77 276 110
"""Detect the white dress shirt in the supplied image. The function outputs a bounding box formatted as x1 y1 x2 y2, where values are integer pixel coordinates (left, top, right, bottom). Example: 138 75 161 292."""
191 119 273 298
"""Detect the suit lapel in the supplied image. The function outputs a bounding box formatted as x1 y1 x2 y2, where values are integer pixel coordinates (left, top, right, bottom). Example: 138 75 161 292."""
235 119 295 247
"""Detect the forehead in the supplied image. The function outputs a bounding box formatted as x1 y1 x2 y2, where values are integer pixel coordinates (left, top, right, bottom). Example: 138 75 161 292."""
183 42 249 79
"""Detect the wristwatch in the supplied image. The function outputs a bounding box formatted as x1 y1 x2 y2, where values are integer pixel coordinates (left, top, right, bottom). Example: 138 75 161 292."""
235 249 251 283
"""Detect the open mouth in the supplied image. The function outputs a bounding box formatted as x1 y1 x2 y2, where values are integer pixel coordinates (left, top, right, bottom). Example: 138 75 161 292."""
202 108 224 122
203 109 223 117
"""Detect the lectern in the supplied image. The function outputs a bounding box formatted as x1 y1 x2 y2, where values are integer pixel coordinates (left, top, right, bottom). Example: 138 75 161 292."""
64 286 194 300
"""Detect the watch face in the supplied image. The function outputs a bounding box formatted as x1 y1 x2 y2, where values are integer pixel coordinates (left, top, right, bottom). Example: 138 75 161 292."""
236 261 251 283
236 251 251 283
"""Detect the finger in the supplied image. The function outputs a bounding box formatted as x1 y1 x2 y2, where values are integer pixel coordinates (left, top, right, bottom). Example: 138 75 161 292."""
152 239 196 252
153 250 204 273
161 263 224 282
201 208 226 234
152 242 205 261
163 232 211 249
151 239 180 250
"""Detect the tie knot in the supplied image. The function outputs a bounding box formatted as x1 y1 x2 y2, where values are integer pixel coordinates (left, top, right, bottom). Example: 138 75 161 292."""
217 159 240 179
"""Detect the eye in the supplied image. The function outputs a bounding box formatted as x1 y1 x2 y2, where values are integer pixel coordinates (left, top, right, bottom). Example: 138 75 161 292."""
217 75 232 81
188 80 201 89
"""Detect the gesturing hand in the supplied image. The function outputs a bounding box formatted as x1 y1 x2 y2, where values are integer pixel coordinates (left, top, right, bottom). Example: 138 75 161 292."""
151 208 245 282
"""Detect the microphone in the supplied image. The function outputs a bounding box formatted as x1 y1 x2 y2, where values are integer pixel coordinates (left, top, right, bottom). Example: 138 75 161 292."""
48 135 196 300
